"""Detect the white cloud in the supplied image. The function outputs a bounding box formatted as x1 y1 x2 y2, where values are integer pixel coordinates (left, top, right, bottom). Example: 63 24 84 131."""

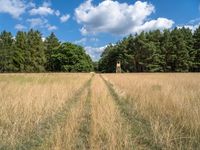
85 45 107 60
75 0 174 35
177 24 200 32
60 14 70 23
74 38 87 45
0 0 26 18
133 18 174 33
46 25 57 31
189 18 200 24
74 37 99 45
27 17 57 31
15 24 26 30
42 2 51 7
27 18 48 28
55 10 60 16
29 2 54 16
177 17 200 32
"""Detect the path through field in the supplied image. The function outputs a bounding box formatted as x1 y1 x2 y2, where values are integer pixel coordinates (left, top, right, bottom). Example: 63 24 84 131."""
0 73 200 150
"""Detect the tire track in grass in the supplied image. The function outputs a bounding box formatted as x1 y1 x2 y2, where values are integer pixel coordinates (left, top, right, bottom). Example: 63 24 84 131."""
37 82 90 150
100 75 162 150
74 77 92 150
6 75 94 150
90 75 134 150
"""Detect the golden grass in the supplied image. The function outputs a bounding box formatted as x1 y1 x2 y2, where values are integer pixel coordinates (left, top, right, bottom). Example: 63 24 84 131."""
0 73 91 148
90 75 134 149
1 73 199 149
103 73 200 149
38 88 89 150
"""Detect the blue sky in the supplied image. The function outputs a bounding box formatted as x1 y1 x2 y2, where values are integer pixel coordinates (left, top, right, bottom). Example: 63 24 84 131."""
0 0 199 60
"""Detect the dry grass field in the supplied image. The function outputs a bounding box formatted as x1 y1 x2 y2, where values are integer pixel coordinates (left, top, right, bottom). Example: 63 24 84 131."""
103 73 200 149
0 73 200 150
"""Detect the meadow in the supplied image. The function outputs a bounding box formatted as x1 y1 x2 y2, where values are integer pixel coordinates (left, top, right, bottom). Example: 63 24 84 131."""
0 73 199 150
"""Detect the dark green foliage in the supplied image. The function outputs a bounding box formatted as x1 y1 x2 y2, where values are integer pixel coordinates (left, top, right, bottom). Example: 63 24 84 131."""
14 31 27 72
93 61 99 72
0 30 93 72
44 32 60 71
0 31 15 72
193 26 200 71
25 29 46 72
99 27 200 72
51 42 93 72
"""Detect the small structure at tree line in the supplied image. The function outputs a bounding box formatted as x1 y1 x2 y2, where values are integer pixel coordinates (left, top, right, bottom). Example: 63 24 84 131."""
116 60 121 73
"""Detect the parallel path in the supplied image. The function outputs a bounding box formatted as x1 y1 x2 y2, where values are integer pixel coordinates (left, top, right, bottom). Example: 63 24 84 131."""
100 74 161 149
10 75 94 150
89 75 135 149
1 74 159 150
74 76 92 150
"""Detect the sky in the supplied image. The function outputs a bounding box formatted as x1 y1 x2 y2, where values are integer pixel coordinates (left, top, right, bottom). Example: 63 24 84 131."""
0 0 200 60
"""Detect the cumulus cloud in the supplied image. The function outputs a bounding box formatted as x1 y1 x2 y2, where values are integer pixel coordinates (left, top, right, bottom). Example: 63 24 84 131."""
46 24 57 31
29 2 54 16
15 24 26 30
27 18 48 28
75 0 174 35
27 17 57 31
85 45 107 60
177 24 200 32
177 18 200 32
74 37 99 45
60 14 70 23
0 0 26 18
74 38 87 45
134 18 174 33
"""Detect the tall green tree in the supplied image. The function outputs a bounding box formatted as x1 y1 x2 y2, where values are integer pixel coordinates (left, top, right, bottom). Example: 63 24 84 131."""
13 31 27 72
25 29 46 72
0 31 14 72
170 28 190 71
193 26 200 71
51 42 93 72
132 32 149 72
160 29 173 71
44 32 60 71
146 30 165 72
180 27 195 71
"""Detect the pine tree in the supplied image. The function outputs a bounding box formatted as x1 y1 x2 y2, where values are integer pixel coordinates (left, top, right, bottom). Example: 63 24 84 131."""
180 27 195 71
0 31 14 72
160 29 172 71
26 29 46 72
146 30 164 72
133 32 149 72
13 31 27 72
44 32 60 71
170 28 190 72
193 26 200 71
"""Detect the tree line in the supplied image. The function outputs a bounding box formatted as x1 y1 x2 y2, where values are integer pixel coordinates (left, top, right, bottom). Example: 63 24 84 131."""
0 30 93 72
99 27 200 72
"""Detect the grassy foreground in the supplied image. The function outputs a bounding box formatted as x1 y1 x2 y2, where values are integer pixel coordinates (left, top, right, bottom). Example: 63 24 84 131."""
0 73 199 150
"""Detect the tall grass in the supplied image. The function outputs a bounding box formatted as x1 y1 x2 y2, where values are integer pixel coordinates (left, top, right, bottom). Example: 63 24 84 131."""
0 73 91 149
1 73 199 149
90 75 134 149
103 73 200 149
